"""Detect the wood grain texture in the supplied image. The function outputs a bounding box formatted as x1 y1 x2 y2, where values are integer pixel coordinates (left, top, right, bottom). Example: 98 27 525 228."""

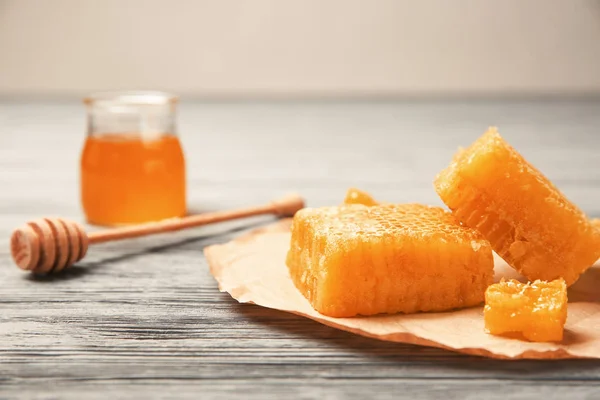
1 99 600 399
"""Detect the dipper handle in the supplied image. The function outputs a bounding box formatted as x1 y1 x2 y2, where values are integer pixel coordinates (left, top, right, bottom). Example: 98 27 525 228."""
10 193 304 274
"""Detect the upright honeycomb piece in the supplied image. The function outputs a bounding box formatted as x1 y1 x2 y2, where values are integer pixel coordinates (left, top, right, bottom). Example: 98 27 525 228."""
343 187 378 206
286 203 494 317
434 127 600 286
484 278 567 342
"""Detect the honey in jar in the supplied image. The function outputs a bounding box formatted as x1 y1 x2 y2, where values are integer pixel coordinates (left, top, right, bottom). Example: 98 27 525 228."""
80 91 186 226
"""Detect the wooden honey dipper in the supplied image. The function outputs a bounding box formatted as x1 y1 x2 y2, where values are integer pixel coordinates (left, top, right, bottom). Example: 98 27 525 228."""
10 193 304 274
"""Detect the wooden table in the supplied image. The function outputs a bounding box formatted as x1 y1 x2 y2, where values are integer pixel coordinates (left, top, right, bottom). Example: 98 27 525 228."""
1 99 600 399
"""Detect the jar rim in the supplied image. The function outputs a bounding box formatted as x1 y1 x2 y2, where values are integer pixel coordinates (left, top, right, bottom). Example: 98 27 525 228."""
83 90 178 106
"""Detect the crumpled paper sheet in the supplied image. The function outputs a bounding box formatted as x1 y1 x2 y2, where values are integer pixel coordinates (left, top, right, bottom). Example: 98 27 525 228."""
204 219 600 360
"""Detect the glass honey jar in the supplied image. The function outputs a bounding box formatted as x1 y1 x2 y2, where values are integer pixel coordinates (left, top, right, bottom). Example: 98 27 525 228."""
80 91 187 226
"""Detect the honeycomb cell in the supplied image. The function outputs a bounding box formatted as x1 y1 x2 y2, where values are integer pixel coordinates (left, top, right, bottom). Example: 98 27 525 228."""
286 203 494 317
484 278 567 342
434 127 600 286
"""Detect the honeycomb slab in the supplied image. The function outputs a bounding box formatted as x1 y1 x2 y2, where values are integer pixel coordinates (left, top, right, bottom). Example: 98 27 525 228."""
435 127 600 286
286 203 494 317
484 278 567 342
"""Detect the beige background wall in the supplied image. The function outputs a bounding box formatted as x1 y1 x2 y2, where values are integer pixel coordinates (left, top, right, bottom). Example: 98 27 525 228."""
1 0 600 98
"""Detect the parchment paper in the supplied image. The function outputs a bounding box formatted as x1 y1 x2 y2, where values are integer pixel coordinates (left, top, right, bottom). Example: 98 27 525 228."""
205 219 600 360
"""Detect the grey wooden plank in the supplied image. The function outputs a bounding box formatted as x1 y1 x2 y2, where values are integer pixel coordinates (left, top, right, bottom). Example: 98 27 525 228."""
1 99 600 399
1 380 600 400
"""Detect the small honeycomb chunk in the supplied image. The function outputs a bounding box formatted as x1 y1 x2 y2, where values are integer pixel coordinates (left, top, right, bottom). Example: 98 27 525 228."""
484 278 567 342
286 203 494 317
435 127 600 286
343 187 378 206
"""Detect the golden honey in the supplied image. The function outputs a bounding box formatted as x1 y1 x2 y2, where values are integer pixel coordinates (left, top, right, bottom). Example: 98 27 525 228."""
343 187 379 206
286 203 494 317
484 278 567 342
435 127 600 286
81 133 186 226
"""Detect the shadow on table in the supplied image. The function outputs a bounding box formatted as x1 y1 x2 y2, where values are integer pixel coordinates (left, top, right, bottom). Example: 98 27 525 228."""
234 301 600 378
